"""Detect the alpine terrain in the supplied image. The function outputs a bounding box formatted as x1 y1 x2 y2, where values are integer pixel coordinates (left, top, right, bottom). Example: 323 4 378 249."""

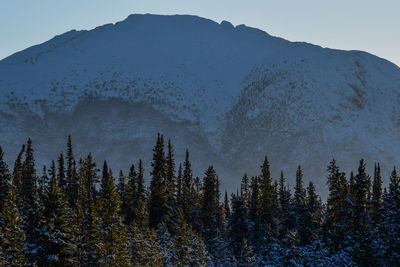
1 14 399 194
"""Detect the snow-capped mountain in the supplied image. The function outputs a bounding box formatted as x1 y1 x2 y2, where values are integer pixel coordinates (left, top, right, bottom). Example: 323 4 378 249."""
1 14 399 194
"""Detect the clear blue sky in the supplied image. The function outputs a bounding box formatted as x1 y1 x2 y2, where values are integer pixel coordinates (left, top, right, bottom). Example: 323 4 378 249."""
1 0 399 66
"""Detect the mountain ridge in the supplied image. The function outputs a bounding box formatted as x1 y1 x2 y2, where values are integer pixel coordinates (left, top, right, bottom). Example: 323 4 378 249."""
1 14 399 195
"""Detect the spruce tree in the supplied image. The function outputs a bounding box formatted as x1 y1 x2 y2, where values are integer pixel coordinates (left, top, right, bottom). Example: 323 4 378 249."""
351 159 373 266
81 196 101 265
0 147 26 265
134 159 147 228
379 167 400 265
304 181 322 244
66 135 74 193
248 175 261 247
57 153 66 189
171 207 191 265
229 193 249 257
98 164 130 265
0 180 26 265
117 170 127 216
171 207 211 265
224 190 231 219
66 136 79 209
38 166 49 202
117 170 126 199
148 134 168 229
83 153 99 202
21 139 43 265
238 238 257 266
371 163 383 224
13 144 25 201
293 165 308 245
278 171 294 240
130 226 163 265
79 156 101 265
191 176 203 233
42 160 76 265
0 147 10 213
240 174 250 204
181 149 194 225
136 159 146 200
165 139 177 234
176 163 183 207
201 166 220 254
125 164 137 225
73 158 90 263
259 156 277 242
325 159 352 251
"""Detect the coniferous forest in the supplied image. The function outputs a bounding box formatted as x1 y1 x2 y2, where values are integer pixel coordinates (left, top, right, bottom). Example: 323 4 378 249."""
0 134 399 266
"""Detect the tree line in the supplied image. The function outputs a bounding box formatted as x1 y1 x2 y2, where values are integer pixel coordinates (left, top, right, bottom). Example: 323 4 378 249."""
0 134 399 266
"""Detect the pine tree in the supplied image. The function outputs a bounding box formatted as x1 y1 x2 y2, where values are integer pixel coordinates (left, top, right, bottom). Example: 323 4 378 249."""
98 164 130 265
148 134 168 229
42 160 76 265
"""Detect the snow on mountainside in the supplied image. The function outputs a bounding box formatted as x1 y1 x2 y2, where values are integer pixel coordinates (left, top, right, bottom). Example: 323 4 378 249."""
1 14 399 195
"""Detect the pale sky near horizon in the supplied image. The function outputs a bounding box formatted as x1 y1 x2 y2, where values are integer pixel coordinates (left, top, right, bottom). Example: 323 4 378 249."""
1 0 399 66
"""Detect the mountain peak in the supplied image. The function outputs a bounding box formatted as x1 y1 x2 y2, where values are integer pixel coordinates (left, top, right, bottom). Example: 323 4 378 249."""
0 14 399 196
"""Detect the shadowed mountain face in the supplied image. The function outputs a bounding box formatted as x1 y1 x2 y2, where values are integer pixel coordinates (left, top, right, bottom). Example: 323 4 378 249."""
1 14 399 196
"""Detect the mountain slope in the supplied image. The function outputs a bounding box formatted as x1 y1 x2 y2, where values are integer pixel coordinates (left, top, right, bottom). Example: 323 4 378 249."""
1 14 399 195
